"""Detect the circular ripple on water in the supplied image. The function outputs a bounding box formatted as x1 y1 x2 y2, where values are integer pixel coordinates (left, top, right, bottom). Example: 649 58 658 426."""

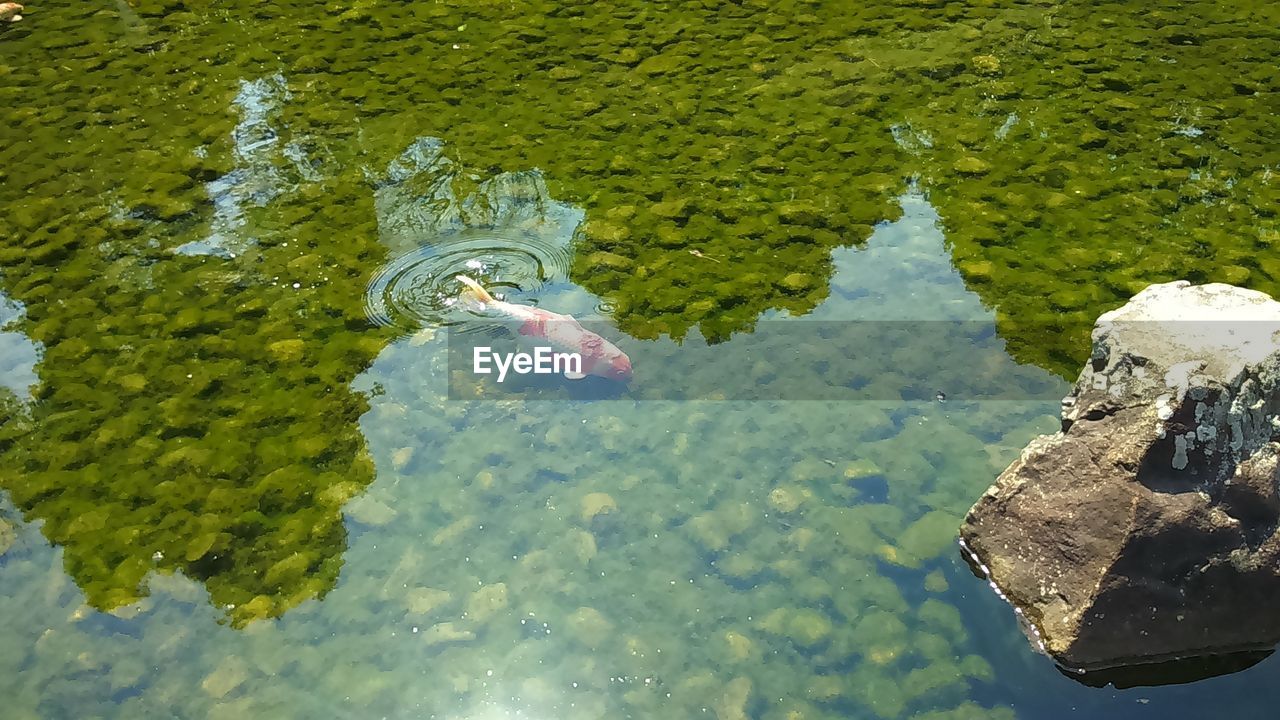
364 228 574 334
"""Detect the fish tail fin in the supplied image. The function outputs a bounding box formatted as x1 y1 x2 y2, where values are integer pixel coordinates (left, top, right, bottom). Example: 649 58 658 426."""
455 275 495 305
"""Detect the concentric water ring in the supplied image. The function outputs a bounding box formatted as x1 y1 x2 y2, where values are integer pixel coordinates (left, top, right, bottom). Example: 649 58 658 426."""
364 228 574 335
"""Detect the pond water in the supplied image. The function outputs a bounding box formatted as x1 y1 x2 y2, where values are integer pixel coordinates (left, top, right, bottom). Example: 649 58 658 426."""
2 1 1280 718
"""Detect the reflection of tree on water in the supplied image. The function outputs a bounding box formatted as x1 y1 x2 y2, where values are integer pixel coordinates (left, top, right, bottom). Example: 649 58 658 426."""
0 288 39 416
0 69 392 627
0 85 597 625
185 73 323 260
364 136 585 333
369 135 584 253
0 287 39 500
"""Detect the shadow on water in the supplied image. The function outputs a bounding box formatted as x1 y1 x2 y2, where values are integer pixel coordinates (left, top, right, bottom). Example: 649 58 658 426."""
1061 651 1275 690
959 542 1280 693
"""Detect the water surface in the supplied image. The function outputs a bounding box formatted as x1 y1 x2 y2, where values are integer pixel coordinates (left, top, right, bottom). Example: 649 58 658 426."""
2 2 1280 718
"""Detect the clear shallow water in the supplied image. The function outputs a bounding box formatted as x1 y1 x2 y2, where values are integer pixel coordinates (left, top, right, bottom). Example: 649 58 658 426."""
3 1 1280 718
4 184 1278 719
2 188 1068 719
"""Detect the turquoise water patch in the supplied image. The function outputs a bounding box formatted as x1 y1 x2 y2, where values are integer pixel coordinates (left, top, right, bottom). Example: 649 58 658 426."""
0 289 39 402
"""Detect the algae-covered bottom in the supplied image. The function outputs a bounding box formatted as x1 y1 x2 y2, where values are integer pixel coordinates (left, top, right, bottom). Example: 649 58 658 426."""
3 0 1280 718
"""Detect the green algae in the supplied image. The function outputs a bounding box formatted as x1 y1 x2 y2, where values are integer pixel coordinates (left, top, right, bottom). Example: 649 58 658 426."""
1 0 1278 719
888 510 967 569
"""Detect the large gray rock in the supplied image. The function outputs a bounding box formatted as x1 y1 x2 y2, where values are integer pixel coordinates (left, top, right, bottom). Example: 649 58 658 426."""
961 281 1280 671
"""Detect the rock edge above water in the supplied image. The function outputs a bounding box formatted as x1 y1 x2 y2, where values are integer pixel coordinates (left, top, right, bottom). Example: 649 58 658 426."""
961 281 1280 672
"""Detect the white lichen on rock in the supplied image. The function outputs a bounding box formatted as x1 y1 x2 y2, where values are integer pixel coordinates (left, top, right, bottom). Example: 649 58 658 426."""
1072 281 1280 481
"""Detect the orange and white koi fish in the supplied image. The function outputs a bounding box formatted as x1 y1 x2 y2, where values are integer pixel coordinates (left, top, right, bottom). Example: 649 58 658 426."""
0 3 24 22
456 275 632 382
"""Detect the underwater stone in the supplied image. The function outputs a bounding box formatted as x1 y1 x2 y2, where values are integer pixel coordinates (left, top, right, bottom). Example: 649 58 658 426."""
913 704 1017 720
568 528 597 565
715 676 752 720
582 219 631 245
580 492 618 524
267 339 305 362
106 597 154 620
848 664 906 719
431 516 476 546
584 250 634 271
473 470 495 490
114 373 148 393
718 553 764 581
345 495 396 527
962 281 1280 671
958 655 995 682
0 517 13 557
465 582 509 623
951 156 991 175
849 609 909 657
723 630 756 663
202 657 250 699
688 502 754 553
842 458 882 481
970 54 1001 75
785 608 834 648
634 52 687 76
806 675 844 702
901 664 965 706
918 599 966 641
1221 265 1252 285
924 570 949 593
566 606 613 649
422 622 475 647
777 201 821 226
787 527 816 552
767 485 805 514
612 47 641 66
405 587 451 616
888 510 963 569
548 66 582 81
778 273 812 293
390 447 414 471
651 198 691 220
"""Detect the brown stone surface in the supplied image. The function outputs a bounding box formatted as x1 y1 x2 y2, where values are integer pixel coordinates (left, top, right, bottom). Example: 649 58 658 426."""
962 281 1280 670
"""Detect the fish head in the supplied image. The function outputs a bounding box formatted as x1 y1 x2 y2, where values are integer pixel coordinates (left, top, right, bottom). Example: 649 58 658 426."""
597 350 633 382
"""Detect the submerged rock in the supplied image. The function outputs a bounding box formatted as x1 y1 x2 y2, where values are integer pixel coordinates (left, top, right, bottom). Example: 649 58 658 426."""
566 606 613 649
962 281 1280 671
715 676 752 720
723 630 756 663
580 492 618 524
404 587 451 616
465 582 509 623
202 657 249 699
422 622 475 647
887 510 962 569
0 516 13 557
